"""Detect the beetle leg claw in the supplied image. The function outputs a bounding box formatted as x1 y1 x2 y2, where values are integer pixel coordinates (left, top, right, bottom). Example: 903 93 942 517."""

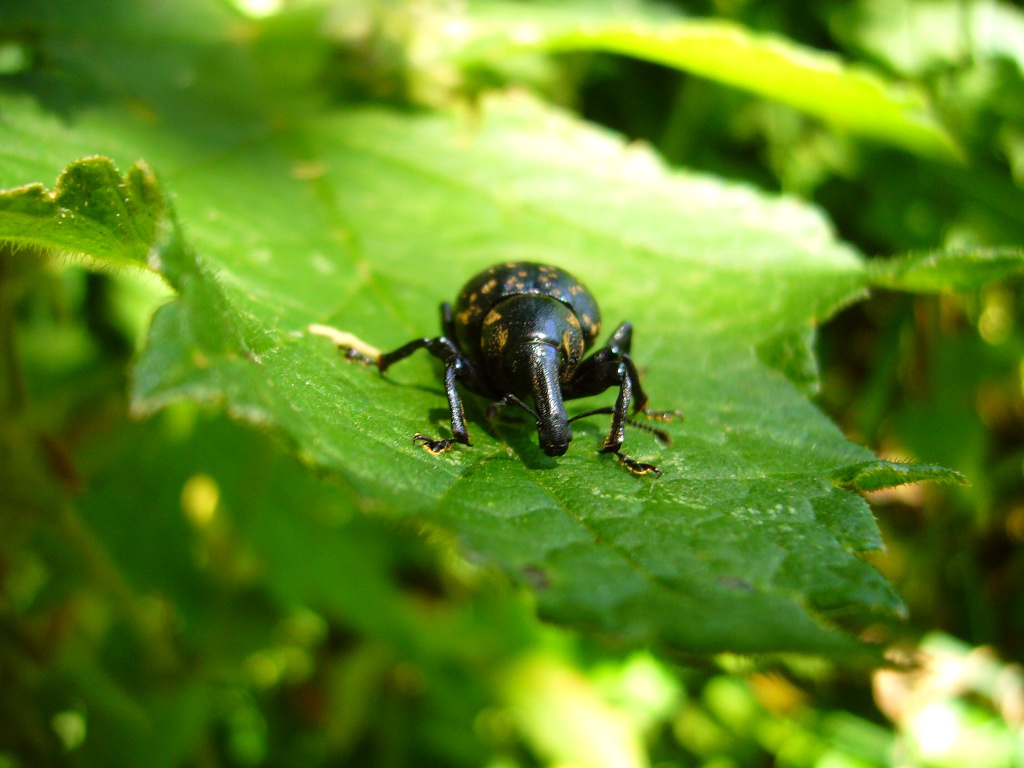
642 408 684 422
615 452 662 477
598 442 661 477
413 434 469 454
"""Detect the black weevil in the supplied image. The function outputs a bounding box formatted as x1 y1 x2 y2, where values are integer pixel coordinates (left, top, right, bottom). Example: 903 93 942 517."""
377 262 680 475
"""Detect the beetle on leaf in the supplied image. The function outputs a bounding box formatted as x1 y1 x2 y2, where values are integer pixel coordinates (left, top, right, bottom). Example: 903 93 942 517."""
375 262 681 476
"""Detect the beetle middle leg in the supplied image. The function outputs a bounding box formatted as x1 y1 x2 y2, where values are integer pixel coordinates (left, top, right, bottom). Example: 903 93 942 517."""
378 334 488 454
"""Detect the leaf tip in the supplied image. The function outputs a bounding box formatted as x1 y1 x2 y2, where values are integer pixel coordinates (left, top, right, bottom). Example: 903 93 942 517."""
832 460 968 493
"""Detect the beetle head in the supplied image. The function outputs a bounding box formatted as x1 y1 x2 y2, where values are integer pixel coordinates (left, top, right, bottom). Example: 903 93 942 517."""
481 295 583 456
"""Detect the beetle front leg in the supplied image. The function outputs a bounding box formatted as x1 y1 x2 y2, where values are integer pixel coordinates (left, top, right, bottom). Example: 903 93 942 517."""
564 359 662 476
413 362 472 453
593 322 682 421
625 354 684 424
599 362 631 453
621 350 683 426
378 335 487 454
574 323 652 411
595 364 659 475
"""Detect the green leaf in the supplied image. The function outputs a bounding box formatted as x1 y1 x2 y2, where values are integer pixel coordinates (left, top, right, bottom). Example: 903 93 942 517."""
70 672 216 768
867 247 1024 292
832 460 968 492
0 157 169 269
501 652 647 768
433 2 961 160
756 326 822 396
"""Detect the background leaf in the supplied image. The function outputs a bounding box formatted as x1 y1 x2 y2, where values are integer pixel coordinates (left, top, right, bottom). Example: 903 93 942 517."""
868 247 1024 292
427 1 961 160
832 460 968 492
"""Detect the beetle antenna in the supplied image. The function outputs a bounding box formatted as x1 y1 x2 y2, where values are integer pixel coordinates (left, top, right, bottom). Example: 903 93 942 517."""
569 408 671 444
489 393 540 421
567 407 615 423
624 416 672 445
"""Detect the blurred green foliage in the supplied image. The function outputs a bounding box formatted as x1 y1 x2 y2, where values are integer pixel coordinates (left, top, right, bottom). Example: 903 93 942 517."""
2 1 1024 767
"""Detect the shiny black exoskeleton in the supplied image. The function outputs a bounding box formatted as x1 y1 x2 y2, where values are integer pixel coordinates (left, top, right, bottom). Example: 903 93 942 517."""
377 262 680 475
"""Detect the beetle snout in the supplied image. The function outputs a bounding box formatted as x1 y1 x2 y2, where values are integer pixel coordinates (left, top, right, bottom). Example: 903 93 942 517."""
539 423 571 456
